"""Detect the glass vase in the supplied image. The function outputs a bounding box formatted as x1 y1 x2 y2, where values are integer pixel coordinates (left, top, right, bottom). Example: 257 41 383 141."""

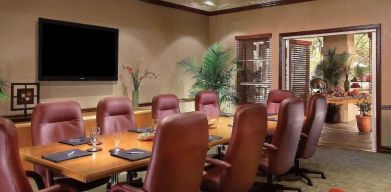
132 90 139 109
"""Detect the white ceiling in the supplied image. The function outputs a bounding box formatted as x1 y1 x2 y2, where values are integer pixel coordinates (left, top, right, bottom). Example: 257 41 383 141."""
162 0 286 12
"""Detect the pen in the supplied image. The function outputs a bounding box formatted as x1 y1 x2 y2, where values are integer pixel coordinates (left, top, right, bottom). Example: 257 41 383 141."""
67 150 75 157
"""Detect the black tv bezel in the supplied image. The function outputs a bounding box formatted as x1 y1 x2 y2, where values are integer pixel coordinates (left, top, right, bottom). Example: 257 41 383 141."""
38 18 119 81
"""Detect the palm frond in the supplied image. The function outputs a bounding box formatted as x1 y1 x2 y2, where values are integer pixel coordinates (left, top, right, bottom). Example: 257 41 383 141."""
179 43 237 108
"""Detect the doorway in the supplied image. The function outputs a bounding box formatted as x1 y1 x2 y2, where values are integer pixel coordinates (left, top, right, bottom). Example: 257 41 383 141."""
279 25 381 152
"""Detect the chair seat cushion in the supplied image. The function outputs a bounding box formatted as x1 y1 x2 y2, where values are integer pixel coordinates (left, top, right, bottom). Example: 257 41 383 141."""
55 176 110 192
201 166 224 192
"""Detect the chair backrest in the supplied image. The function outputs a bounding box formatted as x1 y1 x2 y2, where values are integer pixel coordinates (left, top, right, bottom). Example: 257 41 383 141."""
269 98 304 175
0 118 33 192
31 100 84 182
143 112 209 192
266 90 294 115
97 97 136 135
151 94 180 120
195 90 220 117
221 104 267 192
297 94 327 159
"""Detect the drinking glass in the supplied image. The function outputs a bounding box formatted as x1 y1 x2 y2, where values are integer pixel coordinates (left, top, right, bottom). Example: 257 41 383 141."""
109 132 124 154
87 127 102 152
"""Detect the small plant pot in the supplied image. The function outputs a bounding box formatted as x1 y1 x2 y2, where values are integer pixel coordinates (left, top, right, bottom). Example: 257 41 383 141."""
356 115 372 133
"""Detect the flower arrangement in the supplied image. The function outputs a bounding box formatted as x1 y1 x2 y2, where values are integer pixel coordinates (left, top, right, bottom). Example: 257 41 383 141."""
355 95 371 116
122 58 158 108
122 58 158 91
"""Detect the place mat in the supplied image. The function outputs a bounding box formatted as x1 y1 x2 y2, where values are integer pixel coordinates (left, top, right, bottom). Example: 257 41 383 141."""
208 135 223 142
129 128 155 133
42 149 91 163
110 148 151 161
59 137 91 146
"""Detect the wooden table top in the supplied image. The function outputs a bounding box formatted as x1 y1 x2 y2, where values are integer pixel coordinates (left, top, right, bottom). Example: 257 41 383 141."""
19 116 277 183
326 97 360 105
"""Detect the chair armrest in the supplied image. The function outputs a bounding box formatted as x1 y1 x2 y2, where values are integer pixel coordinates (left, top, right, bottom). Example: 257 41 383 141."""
205 157 232 169
38 184 62 192
110 183 146 192
263 143 278 151
300 133 309 139
26 171 46 190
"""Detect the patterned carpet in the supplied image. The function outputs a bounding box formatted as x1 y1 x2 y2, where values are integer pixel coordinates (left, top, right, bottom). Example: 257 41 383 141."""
256 146 391 192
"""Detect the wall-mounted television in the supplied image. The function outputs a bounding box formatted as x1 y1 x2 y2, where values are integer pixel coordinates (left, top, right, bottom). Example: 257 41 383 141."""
38 18 118 81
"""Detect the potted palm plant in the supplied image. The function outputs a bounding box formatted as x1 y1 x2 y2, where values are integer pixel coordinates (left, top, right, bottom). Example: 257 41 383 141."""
355 95 372 133
178 43 237 110
315 48 349 92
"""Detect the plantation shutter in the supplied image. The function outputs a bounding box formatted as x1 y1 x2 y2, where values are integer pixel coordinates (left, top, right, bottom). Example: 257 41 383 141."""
288 40 311 98
235 34 272 104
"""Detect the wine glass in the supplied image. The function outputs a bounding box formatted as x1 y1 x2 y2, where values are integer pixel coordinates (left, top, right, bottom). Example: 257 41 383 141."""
109 132 124 154
87 127 102 152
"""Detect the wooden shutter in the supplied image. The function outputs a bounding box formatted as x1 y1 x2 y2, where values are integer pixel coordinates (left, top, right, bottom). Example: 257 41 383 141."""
288 40 311 98
236 34 272 104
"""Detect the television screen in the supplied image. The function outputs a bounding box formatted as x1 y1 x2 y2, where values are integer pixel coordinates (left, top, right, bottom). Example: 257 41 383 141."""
38 18 118 81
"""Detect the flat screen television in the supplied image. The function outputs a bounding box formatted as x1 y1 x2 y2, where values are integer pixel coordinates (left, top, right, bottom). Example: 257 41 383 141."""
38 18 118 81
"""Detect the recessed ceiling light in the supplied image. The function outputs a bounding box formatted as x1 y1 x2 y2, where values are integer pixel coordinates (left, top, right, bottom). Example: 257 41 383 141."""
203 0 216 6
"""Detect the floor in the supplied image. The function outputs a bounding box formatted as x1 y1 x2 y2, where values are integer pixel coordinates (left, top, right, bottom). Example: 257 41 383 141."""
319 120 373 151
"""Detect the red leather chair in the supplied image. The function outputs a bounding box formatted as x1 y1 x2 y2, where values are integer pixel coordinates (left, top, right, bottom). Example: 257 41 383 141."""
201 103 267 192
97 97 136 134
258 98 305 192
266 90 294 115
0 117 62 192
294 94 327 186
31 101 109 191
110 112 209 192
151 94 180 120
195 90 220 117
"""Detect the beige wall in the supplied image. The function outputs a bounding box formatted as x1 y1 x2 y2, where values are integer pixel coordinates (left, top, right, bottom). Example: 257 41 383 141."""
209 0 391 147
0 0 209 115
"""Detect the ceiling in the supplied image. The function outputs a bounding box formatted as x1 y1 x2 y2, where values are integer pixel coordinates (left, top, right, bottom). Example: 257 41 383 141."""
161 0 308 12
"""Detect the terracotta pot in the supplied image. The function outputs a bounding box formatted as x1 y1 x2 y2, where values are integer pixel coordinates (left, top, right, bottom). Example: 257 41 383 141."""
356 115 372 133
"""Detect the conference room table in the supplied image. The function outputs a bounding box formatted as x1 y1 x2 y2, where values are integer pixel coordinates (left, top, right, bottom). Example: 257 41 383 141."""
19 116 278 183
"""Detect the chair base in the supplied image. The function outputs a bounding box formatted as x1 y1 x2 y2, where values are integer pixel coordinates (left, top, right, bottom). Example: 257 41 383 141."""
255 173 302 192
294 159 326 186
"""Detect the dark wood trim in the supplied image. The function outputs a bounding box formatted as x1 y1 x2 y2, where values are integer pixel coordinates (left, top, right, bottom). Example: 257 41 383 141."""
2 97 196 123
140 0 209 15
209 0 315 16
235 33 272 40
278 24 383 153
279 24 380 38
375 25 382 153
140 0 315 16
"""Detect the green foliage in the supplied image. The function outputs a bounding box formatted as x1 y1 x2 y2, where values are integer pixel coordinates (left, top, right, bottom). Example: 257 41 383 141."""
353 64 369 80
315 48 349 90
178 43 237 106
355 96 371 116
0 78 10 103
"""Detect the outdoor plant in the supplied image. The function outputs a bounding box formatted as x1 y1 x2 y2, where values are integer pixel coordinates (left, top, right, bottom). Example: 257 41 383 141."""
315 48 350 91
178 43 237 106
355 95 371 116
0 78 10 103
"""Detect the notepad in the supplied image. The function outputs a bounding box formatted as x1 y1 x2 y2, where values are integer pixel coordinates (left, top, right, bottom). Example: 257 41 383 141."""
42 149 91 163
208 135 223 142
129 128 155 133
59 137 91 146
110 148 151 161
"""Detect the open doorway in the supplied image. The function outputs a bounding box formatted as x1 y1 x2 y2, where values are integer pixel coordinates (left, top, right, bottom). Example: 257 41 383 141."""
279 25 380 152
